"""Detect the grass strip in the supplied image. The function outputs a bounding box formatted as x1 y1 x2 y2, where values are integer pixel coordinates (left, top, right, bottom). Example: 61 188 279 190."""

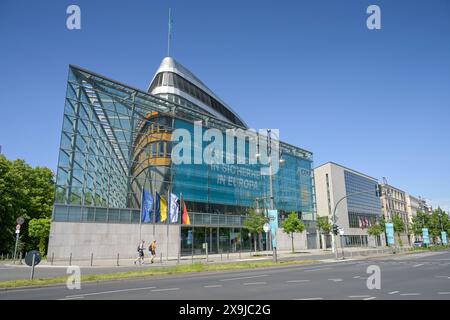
0 259 316 289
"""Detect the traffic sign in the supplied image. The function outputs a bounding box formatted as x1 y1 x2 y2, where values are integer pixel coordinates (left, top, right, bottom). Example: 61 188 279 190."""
339 229 345 236
16 217 25 225
25 251 41 267
15 224 20 234
263 223 270 233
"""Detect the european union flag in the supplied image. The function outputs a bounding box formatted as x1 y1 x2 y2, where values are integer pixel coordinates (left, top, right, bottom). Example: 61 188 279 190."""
155 192 161 223
141 189 153 223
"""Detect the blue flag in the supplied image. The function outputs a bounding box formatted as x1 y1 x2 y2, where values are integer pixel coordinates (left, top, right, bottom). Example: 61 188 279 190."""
155 192 161 223
141 189 153 223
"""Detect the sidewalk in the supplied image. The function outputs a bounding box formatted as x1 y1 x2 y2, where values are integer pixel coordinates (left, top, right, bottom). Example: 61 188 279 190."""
3 246 411 268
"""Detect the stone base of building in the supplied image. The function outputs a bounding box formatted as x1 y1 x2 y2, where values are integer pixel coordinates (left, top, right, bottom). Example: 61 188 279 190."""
47 222 180 260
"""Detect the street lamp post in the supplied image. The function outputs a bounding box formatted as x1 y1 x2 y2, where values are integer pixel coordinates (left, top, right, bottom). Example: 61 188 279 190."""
267 131 278 263
332 187 381 260
256 129 281 263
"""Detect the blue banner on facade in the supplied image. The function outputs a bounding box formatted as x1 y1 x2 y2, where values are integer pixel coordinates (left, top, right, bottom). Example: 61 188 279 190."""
422 228 430 245
268 209 278 248
441 231 448 245
386 222 394 246
187 230 193 245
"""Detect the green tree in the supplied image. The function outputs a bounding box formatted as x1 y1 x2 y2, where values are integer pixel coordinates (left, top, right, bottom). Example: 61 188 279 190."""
392 214 405 247
316 216 332 234
379 215 386 233
411 211 429 238
429 208 450 244
28 217 51 255
367 224 383 237
244 209 268 252
281 212 306 253
0 155 55 254
316 216 332 249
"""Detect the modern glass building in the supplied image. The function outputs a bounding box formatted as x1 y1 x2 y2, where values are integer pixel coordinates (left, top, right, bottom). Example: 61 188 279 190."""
49 58 316 258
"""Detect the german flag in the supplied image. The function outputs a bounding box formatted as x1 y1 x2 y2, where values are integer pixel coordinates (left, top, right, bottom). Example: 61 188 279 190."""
182 200 190 225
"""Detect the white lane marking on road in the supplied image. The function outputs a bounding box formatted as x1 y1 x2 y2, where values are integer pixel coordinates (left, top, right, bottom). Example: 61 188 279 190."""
243 282 267 286
294 297 323 300
203 285 223 288
438 292 450 295
348 295 370 298
151 288 180 292
65 286 156 298
353 276 361 279
436 276 450 279
236 258 267 261
220 274 268 281
388 291 399 294
400 293 421 296
328 278 343 282
413 263 424 268
286 280 310 283
363 297 377 300
58 296 85 300
303 267 332 272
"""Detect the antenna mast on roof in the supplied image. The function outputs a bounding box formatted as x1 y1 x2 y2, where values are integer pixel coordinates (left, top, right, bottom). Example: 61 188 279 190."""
167 8 173 57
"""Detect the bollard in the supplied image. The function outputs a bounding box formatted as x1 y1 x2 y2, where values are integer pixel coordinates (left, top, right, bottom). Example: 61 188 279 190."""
69 253 72 266
221 252 223 261
90 253 93 266
51 252 54 265
227 250 229 260
160 252 163 264
116 253 119 266
177 251 180 264
191 251 194 264
30 253 36 281
239 250 241 259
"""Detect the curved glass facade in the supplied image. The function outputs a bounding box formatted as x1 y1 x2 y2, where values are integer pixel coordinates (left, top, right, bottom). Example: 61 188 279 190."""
149 71 245 127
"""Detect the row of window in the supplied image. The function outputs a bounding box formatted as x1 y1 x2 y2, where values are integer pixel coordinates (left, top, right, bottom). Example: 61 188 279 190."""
149 72 244 127
343 235 368 247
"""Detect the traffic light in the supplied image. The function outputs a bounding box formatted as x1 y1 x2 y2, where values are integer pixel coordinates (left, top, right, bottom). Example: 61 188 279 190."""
333 224 339 235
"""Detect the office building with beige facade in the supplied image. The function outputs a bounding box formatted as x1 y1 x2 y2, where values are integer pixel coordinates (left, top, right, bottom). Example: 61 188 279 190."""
314 162 384 250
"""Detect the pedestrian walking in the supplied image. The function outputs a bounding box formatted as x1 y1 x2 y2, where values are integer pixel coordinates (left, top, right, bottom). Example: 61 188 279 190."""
134 240 145 265
149 240 157 264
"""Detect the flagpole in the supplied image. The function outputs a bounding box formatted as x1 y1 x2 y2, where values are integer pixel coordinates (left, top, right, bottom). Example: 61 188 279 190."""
166 188 170 261
151 170 155 237
139 182 144 242
179 192 182 262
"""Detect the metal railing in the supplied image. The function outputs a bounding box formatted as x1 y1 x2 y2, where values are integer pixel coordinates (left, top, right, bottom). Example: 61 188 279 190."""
52 204 248 227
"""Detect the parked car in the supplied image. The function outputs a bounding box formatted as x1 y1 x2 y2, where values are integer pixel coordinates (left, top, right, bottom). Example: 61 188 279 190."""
413 240 424 247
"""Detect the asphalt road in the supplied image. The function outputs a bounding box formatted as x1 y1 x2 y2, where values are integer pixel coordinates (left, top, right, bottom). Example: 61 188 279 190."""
0 251 344 282
1 250 450 300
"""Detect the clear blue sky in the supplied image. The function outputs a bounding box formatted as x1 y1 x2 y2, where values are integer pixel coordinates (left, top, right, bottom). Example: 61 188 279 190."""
1 0 449 210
